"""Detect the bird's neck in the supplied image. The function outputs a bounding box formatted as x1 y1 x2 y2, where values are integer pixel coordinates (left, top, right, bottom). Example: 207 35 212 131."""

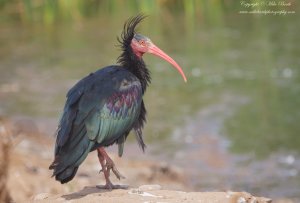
118 48 151 93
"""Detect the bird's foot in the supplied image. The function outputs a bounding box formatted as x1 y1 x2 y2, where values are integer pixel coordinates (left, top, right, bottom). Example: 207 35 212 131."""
98 161 125 180
96 182 129 190
105 159 125 180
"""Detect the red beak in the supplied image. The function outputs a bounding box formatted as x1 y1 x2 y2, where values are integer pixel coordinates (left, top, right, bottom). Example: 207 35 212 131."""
148 44 187 82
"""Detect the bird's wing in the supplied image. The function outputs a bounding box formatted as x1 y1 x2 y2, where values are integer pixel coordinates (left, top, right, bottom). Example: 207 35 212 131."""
83 80 142 147
54 67 143 158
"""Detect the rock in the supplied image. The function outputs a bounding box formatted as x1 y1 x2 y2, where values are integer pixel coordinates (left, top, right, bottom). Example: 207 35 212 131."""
226 191 272 203
27 187 272 203
128 189 163 198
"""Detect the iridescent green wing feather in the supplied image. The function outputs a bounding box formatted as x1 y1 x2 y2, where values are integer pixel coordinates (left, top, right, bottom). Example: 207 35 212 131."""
85 82 142 153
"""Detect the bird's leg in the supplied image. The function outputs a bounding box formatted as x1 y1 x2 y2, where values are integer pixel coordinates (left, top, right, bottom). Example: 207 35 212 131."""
98 147 125 180
96 147 127 190
97 149 114 189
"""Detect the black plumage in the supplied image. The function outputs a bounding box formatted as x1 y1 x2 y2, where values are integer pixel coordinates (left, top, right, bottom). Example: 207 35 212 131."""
49 14 186 189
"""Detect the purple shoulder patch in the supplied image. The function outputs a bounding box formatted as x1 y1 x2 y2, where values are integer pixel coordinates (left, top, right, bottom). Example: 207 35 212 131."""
106 85 141 116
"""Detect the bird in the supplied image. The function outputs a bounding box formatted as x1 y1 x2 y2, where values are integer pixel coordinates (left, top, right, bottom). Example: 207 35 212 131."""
49 14 187 190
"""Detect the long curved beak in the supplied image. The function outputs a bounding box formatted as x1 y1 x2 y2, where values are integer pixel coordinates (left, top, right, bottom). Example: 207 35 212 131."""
148 44 187 82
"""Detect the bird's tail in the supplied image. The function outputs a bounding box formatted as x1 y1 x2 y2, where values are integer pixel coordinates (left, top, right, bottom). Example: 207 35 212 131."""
49 160 79 184
49 135 94 184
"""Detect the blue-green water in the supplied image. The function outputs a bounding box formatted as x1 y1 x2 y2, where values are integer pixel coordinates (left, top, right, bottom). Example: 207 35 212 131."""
0 1 299 200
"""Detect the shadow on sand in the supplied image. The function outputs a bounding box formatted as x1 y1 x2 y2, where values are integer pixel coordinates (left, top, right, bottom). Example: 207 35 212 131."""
62 185 128 200
62 186 107 200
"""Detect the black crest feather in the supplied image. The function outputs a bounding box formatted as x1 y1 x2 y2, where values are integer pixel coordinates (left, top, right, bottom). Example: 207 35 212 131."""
117 14 147 51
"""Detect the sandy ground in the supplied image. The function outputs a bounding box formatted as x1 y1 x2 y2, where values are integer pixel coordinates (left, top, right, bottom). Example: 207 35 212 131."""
0 118 295 203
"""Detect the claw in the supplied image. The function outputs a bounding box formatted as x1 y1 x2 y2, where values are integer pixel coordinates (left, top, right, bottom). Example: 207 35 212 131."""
106 160 125 180
111 166 125 180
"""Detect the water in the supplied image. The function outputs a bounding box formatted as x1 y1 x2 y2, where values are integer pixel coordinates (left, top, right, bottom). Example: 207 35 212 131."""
0 1 300 200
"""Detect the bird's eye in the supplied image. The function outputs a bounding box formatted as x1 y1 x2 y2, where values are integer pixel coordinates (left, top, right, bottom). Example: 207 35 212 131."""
139 40 145 46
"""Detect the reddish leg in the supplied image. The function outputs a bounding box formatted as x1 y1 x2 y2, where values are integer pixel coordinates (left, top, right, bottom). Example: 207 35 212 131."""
96 147 127 190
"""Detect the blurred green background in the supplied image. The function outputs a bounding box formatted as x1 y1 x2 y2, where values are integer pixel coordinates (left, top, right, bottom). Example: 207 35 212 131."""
0 0 299 200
